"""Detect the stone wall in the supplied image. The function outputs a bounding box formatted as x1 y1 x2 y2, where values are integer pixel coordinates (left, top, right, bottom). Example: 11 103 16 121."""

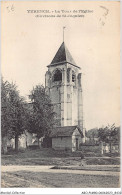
52 137 72 150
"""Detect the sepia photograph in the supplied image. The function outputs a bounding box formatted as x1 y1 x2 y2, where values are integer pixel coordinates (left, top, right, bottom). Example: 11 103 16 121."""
1 0 120 192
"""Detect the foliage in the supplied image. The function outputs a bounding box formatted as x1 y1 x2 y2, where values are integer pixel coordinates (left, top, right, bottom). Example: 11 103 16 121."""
28 85 56 140
98 124 120 143
85 128 98 138
1 78 28 151
1 79 12 138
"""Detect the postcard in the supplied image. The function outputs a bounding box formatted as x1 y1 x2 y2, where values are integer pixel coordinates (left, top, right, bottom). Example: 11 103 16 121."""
1 1 121 194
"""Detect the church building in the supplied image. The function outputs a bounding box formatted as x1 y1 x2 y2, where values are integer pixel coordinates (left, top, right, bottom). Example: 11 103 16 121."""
45 41 85 151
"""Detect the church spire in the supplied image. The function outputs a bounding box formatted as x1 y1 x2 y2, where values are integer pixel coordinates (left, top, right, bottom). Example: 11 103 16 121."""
48 42 80 69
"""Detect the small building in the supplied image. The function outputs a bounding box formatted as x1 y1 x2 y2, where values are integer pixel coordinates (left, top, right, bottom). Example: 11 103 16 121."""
7 131 34 150
50 126 83 152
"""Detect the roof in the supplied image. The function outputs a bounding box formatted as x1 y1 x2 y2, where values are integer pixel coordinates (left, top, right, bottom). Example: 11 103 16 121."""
48 42 80 68
50 126 83 138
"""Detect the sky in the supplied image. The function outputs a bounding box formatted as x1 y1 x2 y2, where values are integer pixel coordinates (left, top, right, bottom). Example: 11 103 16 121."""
1 1 120 130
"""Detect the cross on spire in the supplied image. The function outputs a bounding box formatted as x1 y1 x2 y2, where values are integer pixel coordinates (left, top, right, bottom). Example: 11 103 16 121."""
63 26 66 42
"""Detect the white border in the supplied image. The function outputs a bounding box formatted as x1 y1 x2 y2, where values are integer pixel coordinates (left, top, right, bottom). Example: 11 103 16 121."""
0 0 121 194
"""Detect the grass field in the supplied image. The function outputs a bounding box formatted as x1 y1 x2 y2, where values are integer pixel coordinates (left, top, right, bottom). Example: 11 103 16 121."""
1 148 120 188
1 148 120 166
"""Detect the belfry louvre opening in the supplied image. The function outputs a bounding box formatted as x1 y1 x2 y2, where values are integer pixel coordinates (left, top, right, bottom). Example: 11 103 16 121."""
53 69 62 82
72 71 76 82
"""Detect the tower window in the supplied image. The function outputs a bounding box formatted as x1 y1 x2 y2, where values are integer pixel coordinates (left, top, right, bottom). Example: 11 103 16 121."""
53 69 62 82
72 71 76 82
67 68 70 83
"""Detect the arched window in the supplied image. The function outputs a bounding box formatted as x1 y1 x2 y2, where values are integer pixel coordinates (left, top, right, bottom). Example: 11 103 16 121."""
72 71 76 82
53 69 62 82
78 73 81 87
67 68 70 83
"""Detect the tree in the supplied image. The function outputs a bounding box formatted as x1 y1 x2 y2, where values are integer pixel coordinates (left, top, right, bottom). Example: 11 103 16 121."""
85 128 98 144
1 78 28 152
28 85 56 146
98 124 120 153
1 78 11 153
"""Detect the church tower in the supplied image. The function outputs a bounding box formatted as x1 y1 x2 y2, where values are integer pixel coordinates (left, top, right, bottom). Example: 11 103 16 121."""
45 42 85 141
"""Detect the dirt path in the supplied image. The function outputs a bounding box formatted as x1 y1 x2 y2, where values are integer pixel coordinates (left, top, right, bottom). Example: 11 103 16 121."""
1 165 120 177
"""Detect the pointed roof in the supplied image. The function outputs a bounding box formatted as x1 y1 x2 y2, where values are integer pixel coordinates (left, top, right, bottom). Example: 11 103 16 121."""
48 42 80 68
